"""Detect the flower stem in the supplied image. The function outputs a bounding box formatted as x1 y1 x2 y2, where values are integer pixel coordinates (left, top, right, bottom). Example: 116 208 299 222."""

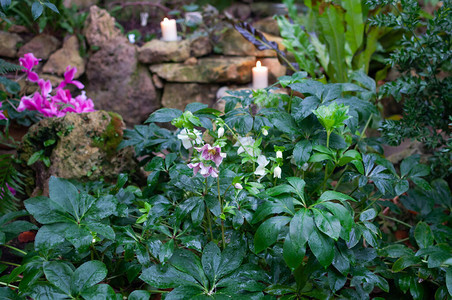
217 178 226 249
204 178 214 241
3 244 26 255
380 215 412 228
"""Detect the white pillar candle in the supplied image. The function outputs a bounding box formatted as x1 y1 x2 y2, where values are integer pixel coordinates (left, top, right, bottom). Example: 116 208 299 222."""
140 12 149 27
252 61 268 89
160 17 178 41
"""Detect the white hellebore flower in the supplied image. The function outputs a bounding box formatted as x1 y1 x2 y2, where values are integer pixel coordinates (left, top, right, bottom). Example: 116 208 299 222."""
234 136 258 156
218 127 225 138
177 128 202 149
262 128 268 136
254 155 269 177
234 183 243 190
276 151 283 159
302 162 309 171
274 166 282 178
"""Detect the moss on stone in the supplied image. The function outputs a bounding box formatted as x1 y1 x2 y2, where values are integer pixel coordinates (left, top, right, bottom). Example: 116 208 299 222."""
91 112 123 157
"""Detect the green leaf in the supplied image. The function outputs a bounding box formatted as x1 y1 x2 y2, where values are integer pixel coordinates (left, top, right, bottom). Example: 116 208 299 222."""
266 184 296 197
80 284 116 300
128 290 151 300
202 242 221 284
71 261 107 295
31 1 44 20
48 177 80 216
27 150 44 166
146 108 182 123
43 261 73 295
395 179 409 196
0 0 11 10
359 208 377 221
392 255 422 272
289 208 314 249
293 140 312 166
217 238 246 279
414 222 434 249
313 209 341 240
0 77 20 94
140 265 199 289
283 232 306 269
254 216 291 253
43 1 59 13
318 3 347 82
342 0 364 54
86 222 115 240
34 223 67 252
446 267 452 296
320 201 353 232
170 249 207 287
286 177 306 203
308 227 334 267
317 191 356 203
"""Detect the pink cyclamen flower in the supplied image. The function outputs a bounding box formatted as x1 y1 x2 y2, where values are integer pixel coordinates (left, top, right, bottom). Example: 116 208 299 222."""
18 93 47 112
58 66 84 89
19 53 40 82
195 144 225 167
38 79 52 98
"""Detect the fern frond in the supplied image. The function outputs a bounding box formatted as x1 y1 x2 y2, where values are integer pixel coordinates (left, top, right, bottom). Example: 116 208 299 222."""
0 59 23 75
0 154 23 213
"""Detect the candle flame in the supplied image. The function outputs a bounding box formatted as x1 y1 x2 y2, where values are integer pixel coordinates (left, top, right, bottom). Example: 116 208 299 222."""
256 61 261 68
163 17 169 22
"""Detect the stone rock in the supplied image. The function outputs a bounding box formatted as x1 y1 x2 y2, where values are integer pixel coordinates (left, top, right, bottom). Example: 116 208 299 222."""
385 140 424 165
138 35 212 64
18 34 61 60
17 110 140 196
0 31 23 58
83 5 121 48
253 17 280 36
43 36 85 78
260 58 287 83
184 57 197 65
152 74 164 89
64 0 98 8
189 35 212 57
138 39 190 64
216 28 284 57
86 37 158 126
150 56 256 84
161 83 219 110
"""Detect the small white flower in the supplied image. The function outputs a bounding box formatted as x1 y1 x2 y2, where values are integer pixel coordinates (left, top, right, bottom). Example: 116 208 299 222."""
177 128 202 149
128 33 136 44
302 162 309 171
254 155 269 176
276 151 283 159
273 166 282 178
234 183 243 190
218 127 225 138
262 128 268 136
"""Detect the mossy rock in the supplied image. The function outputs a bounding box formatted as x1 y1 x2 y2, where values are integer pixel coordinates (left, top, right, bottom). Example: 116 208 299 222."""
17 110 141 196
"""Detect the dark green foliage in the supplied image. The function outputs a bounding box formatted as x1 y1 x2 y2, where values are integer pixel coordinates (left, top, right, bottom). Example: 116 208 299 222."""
369 0 452 177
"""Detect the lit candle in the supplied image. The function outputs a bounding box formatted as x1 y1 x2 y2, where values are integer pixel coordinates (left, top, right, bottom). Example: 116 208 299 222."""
252 61 268 89
160 17 178 42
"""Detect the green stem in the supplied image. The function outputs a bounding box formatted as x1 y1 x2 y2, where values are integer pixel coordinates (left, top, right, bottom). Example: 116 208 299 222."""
0 281 18 289
3 244 26 255
217 178 226 249
0 261 20 267
380 215 412 228
204 178 214 241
